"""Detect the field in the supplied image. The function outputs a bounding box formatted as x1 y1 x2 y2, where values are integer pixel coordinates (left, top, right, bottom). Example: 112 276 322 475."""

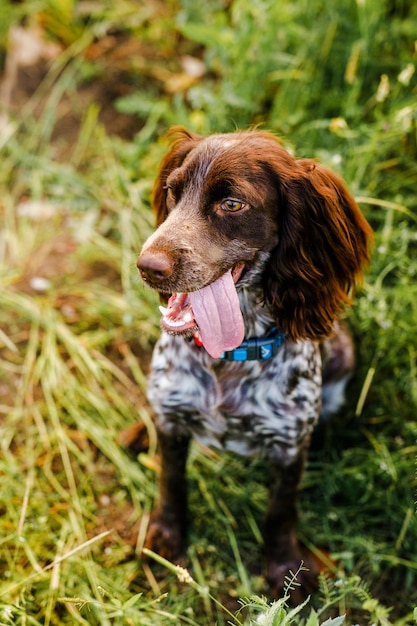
0 1 416 624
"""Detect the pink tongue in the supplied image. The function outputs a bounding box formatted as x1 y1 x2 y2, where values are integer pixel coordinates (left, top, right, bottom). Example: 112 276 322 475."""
189 270 245 358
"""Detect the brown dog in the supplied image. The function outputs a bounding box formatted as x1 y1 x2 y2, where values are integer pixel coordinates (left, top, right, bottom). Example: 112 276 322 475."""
137 127 372 599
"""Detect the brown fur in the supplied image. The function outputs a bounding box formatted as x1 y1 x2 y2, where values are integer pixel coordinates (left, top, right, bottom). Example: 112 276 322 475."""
151 127 372 341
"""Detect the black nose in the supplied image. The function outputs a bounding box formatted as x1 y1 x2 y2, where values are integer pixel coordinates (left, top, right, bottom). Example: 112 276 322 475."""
137 251 173 283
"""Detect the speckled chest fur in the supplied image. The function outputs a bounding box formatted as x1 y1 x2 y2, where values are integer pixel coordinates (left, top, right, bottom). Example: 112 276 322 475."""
148 284 322 465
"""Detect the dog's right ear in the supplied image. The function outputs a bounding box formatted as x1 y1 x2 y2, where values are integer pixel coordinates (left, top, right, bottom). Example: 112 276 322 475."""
152 126 203 227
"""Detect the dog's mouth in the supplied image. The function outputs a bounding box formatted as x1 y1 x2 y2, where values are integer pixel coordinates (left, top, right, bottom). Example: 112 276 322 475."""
159 263 245 358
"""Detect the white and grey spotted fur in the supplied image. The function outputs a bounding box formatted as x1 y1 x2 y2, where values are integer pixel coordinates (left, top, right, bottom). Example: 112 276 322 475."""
147 277 348 466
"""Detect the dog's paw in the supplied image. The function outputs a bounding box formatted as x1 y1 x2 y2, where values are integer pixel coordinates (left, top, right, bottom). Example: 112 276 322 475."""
265 557 319 604
143 512 186 562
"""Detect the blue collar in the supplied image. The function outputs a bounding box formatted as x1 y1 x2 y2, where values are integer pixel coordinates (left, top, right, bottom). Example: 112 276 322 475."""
219 327 285 362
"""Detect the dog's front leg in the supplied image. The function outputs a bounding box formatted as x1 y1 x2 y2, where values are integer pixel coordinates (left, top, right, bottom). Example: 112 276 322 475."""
144 428 190 561
264 451 318 602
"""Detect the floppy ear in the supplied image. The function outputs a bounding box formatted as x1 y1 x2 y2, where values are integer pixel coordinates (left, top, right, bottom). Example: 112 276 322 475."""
264 160 373 341
152 126 203 227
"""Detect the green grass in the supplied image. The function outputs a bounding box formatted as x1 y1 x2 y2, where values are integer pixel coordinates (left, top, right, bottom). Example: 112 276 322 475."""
0 0 417 624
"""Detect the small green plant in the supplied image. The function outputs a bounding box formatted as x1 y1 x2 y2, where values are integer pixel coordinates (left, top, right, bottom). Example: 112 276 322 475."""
143 549 411 626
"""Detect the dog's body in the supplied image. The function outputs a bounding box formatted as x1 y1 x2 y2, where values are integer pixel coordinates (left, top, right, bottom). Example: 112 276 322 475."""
149 288 322 463
137 128 372 598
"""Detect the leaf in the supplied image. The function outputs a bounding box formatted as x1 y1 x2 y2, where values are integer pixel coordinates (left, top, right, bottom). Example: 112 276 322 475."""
178 23 233 48
123 593 143 609
282 595 311 624
304 609 319 626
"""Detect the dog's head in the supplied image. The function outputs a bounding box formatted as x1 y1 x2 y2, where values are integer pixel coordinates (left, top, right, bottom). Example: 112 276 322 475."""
138 127 372 348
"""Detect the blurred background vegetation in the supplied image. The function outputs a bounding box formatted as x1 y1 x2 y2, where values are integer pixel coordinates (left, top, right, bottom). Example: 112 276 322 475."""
0 0 416 624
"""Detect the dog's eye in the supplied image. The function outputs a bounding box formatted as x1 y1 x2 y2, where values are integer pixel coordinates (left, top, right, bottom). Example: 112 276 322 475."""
221 198 246 212
165 186 176 206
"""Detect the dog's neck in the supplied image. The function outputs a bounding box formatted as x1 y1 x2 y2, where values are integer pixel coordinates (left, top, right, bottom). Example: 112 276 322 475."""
238 285 275 338
236 251 276 338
